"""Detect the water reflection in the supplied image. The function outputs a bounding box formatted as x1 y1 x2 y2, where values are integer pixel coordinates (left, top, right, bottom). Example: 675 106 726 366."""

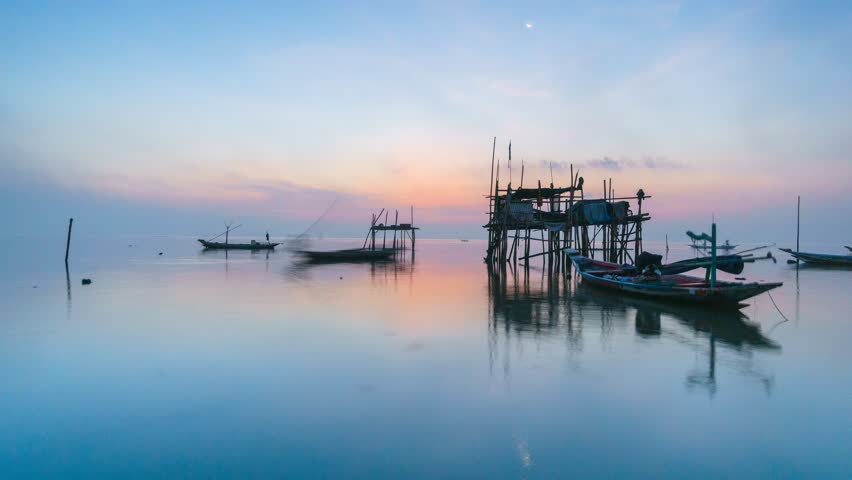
65 264 71 319
487 263 780 394
285 249 416 282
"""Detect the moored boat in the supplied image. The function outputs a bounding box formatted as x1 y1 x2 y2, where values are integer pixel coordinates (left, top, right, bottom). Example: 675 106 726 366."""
569 254 782 307
298 248 395 262
779 248 852 266
198 239 278 250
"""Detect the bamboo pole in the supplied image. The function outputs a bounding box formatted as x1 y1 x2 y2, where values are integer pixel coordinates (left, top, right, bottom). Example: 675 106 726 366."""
710 222 717 288
489 137 496 215
382 211 388 249
520 246 572 261
796 195 801 263
64 218 73 264
519 160 524 189
393 210 398 249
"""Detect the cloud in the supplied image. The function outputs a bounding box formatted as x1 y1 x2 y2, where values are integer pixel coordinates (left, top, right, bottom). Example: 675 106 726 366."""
541 156 684 173
587 157 625 170
641 156 683 169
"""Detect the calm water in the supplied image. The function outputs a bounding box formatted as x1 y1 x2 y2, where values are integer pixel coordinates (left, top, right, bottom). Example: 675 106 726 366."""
1 235 850 478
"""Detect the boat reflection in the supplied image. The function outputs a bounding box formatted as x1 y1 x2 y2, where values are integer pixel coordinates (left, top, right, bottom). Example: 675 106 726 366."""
488 264 780 394
285 249 416 282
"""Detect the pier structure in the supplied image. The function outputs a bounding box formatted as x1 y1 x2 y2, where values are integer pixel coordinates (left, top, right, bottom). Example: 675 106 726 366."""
364 207 418 251
484 139 651 269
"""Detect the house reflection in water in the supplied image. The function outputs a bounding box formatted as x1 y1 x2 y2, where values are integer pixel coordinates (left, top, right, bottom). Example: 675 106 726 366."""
487 263 779 395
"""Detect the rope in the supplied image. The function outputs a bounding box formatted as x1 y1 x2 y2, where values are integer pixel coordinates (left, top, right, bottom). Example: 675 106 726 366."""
297 198 339 239
766 291 790 323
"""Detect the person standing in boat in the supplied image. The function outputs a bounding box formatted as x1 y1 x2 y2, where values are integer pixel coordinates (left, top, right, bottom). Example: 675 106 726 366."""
265 231 270 243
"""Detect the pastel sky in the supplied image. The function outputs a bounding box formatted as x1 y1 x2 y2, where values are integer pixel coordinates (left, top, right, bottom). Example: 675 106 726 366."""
2 1 851 242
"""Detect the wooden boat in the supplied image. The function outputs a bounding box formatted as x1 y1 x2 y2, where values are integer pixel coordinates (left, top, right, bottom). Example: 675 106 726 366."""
298 248 395 262
690 241 737 251
569 254 782 307
197 239 278 250
779 248 852 266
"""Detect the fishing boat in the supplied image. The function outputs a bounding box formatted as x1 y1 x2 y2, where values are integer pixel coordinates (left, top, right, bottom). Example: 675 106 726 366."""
779 248 852 266
569 254 781 307
298 248 395 262
197 223 278 250
198 239 278 250
294 207 418 264
690 239 737 251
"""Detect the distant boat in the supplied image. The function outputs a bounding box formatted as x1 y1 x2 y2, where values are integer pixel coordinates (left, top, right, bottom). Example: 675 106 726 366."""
298 248 394 262
198 239 278 250
718 240 738 250
198 223 277 250
569 254 782 307
690 240 737 251
779 248 852 266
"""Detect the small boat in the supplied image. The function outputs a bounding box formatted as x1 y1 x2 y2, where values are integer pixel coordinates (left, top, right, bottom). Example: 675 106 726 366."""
198 239 278 250
718 240 738 251
298 248 395 262
569 254 782 307
690 240 737 251
779 248 852 266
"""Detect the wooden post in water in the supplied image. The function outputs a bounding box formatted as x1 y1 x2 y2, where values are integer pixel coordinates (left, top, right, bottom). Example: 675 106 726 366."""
410 206 415 251
393 210 398 249
64 218 73 264
796 195 801 263
382 211 388 249
370 214 375 250
710 222 717 289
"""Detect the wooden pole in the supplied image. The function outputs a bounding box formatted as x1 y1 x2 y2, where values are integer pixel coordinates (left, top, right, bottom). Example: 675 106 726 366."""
393 210 398 249
710 222 717 288
796 195 801 262
382 211 388 248
489 137 496 212
502 184 511 262
520 160 524 189
64 218 73 264
410 206 415 250
603 180 607 261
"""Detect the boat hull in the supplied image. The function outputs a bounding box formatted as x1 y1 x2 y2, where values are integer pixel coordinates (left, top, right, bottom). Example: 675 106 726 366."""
779 248 852 266
298 248 395 262
198 239 278 250
571 256 781 307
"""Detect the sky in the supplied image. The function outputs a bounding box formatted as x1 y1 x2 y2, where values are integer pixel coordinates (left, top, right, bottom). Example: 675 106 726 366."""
1 1 851 244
